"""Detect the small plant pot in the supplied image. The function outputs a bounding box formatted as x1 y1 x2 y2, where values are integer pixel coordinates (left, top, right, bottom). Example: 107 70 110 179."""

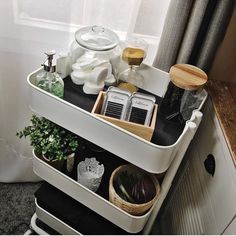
41 155 65 170
66 153 75 172
109 164 161 216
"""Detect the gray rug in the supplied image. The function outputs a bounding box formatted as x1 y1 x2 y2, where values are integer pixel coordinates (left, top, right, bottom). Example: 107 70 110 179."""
0 182 42 235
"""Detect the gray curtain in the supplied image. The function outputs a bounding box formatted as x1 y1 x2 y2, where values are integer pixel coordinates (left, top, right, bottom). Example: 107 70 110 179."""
153 0 235 72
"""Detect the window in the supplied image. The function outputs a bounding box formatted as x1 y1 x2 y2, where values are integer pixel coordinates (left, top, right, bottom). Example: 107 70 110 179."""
13 0 171 63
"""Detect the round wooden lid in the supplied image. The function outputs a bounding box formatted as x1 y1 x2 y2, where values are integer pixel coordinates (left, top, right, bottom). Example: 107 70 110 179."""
169 64 208 90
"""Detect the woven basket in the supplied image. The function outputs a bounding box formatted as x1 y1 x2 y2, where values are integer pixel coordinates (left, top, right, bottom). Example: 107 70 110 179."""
109 164 161 216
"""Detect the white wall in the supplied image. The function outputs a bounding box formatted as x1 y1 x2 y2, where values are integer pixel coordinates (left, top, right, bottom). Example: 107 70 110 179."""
0 0 70 182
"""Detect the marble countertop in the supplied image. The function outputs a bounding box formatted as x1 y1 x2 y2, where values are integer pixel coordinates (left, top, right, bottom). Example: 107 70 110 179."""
207 80 236 166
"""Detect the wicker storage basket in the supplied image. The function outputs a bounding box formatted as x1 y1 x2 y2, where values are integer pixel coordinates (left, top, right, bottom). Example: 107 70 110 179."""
109 164 161 216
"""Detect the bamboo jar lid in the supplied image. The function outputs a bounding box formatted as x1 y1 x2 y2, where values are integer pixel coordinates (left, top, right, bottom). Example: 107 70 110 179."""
169 64 208 90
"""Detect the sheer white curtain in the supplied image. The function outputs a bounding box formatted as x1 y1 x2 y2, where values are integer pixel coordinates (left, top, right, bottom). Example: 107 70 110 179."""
0 0 170 182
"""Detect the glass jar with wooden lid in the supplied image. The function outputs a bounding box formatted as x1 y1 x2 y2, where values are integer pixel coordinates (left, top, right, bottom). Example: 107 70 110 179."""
158 64 208 123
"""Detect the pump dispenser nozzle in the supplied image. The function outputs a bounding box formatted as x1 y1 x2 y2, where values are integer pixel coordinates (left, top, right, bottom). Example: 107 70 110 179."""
42 50 56 73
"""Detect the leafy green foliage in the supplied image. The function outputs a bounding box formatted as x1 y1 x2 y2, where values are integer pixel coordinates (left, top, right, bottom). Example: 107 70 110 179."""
16 115 79 161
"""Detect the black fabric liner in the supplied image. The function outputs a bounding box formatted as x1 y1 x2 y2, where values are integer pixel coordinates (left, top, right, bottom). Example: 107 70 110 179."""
65 139 129 200
35 218 59 235
63 76 185 146
35 182 133 235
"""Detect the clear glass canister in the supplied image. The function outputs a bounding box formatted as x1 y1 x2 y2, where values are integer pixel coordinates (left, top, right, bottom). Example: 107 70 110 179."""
70 25 121 69
158 64 208 123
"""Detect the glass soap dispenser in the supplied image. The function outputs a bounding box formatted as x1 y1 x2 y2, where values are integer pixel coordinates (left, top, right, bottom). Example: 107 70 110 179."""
36 51 64 98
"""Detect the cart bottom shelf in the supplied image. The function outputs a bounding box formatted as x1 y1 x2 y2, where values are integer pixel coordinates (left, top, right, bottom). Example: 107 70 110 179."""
35 182 139 235
30 213 60 235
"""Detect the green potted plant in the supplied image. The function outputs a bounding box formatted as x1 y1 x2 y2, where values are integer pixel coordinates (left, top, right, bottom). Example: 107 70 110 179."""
17 114 79 170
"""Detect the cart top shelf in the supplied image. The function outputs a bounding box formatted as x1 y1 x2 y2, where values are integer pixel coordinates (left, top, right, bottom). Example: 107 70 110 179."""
63 76 184 146
27 64 207 173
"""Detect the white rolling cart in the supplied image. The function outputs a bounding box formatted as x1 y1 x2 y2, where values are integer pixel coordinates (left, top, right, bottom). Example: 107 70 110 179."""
26 62 207 235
